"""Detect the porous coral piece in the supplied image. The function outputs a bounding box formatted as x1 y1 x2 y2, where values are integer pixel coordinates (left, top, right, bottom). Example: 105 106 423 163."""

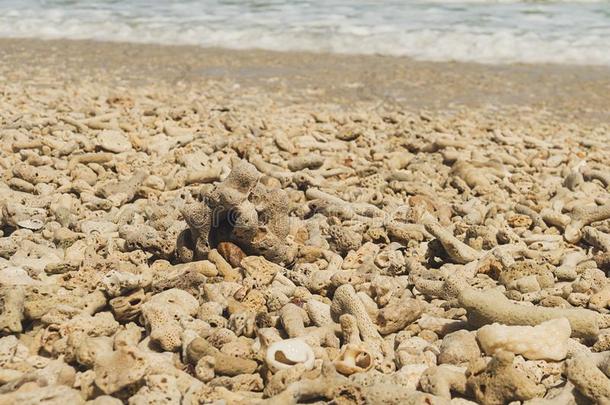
458 287 599 339
565 202 610 244
120 224 176 259
467 350 546 404
109 288 145 322
96 169 148 206
150 260 212 295
476 318 571 361
242 255 283 287
181 159 296 264
438 330 481 365
419 365 468 399
128 374 183 405
0 357 76 394
340 313 361 345
498 260 554 288
376 295 422 335
179 202 212 261
59 311 120 342
396 336 437 369
100 269 151 297
12 161 59 184
186 337 258 376
193 354 215 382
94 346 148 395
263 363 308 397
421 213 481 264
341 241 380 270
350 369 450 405
1 202 47 230
583 226 610 252
261 361 362 404
0 287 25 333
305 299 334 327
565 354 610 404
76 336 113 368
331 284 382 350
0 385 85 405
140 288 199 351
327 224 363 255
279 303 307 338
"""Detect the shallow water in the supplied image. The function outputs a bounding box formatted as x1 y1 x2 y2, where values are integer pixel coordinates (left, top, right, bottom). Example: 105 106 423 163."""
1 0 609 65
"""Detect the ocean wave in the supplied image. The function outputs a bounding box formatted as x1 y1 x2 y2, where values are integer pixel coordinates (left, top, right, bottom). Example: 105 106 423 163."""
1 0 609 66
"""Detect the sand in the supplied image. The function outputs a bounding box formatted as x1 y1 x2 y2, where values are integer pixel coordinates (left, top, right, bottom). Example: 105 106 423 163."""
1 38 610 404
1 38 610 121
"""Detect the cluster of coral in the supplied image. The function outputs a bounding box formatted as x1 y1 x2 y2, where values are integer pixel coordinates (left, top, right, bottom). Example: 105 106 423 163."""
1 76 610 405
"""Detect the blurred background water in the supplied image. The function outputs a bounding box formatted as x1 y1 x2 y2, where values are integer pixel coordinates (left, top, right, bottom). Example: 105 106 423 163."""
1 0 609 65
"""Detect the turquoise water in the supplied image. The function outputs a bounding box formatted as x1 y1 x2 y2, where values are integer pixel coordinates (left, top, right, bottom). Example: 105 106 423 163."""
1 0 609 65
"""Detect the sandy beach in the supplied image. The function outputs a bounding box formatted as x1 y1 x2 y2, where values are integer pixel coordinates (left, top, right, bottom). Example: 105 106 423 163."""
1 38 610 404
2 38 610 121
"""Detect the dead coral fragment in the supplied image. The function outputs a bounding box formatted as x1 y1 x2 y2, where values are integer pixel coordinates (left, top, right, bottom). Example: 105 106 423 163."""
94 346 148 395
565 202 610 244
181 159 296 264
467 350 545 404
458 288 599 339
0 287 25 333
140 288 199 351
476 318 571 361
565 354 610 404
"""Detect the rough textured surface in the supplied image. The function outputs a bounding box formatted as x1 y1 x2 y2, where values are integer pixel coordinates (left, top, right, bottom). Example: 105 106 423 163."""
476 318 571 361
0 38 609 404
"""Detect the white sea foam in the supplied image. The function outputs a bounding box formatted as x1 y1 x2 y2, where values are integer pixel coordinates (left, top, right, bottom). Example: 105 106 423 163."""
1 0 609 66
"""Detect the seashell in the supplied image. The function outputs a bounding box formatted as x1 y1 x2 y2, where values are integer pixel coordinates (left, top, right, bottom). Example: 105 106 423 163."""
265 338 315 373
333 344 374 375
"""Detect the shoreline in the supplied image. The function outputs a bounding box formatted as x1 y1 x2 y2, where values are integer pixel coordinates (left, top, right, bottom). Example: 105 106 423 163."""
1 37 610 123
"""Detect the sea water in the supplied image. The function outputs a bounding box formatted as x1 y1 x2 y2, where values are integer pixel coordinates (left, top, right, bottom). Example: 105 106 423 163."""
1 0 609 65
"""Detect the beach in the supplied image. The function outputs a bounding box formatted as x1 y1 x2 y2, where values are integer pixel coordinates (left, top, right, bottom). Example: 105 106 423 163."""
1 37 610 403
2 38 610 122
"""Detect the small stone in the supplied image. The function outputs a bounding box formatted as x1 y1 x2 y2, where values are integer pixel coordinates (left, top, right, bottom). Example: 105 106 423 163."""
438 330 481 365
218 241 247 268
97 130 132 153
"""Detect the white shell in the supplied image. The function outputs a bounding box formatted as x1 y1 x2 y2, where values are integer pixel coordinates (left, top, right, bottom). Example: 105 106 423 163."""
265 338 315 372
16 218 44 230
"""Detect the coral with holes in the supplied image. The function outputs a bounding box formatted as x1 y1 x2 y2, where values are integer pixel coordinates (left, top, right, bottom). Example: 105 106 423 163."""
1 58 610 405
180 159 296 265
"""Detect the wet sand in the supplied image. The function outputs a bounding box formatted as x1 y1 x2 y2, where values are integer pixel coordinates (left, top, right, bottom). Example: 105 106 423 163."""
1 38 610 122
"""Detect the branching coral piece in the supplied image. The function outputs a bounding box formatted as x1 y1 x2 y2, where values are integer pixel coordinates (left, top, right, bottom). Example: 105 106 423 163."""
421 213 481 264
140 288 199 351
565 202 610 244
458 288 599 339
